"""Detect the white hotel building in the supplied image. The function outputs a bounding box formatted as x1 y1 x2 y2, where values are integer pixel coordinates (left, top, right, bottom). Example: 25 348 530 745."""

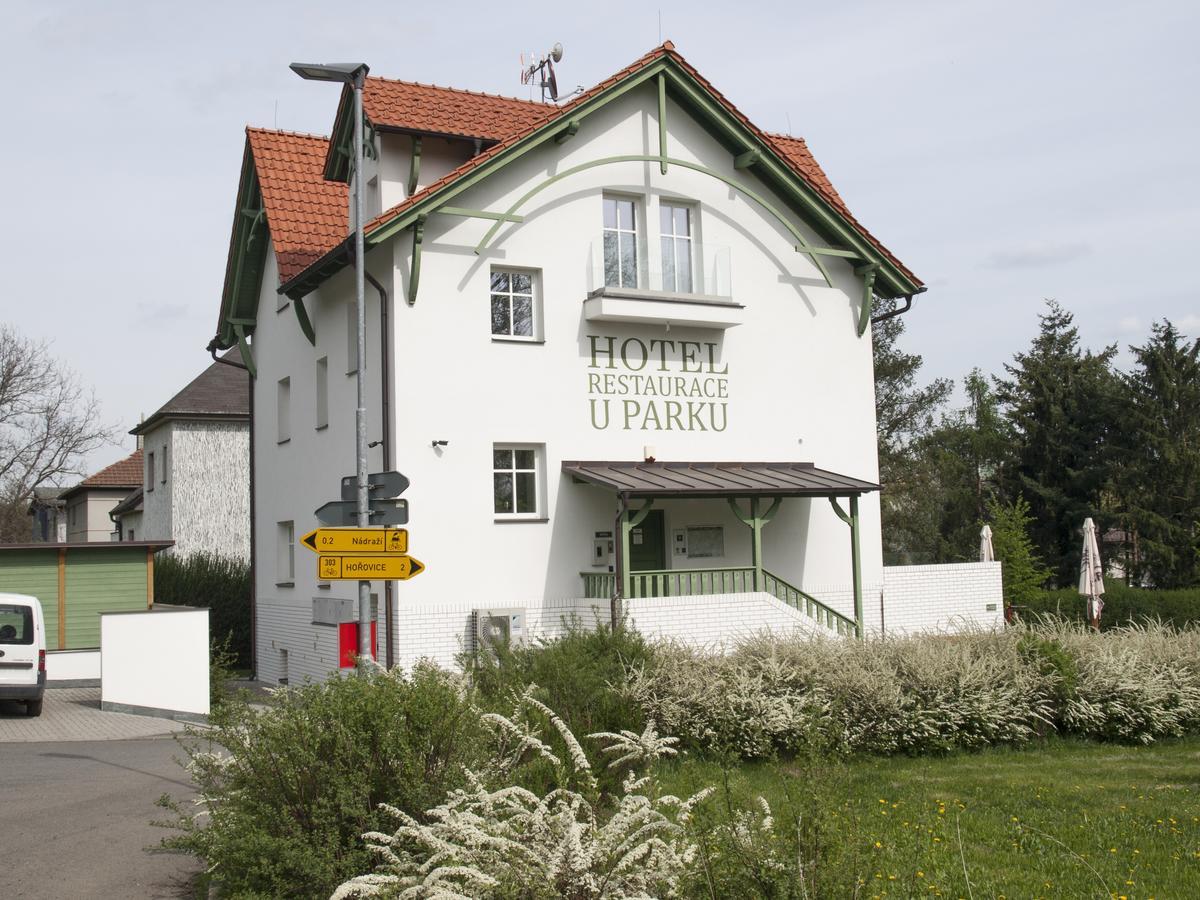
210 43 1002 684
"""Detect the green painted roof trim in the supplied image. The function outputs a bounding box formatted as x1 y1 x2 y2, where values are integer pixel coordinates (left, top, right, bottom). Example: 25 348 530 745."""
214 141 268 352
282 55 919 302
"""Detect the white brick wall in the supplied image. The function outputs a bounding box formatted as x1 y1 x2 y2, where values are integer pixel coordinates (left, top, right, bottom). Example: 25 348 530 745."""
258 563 1003 683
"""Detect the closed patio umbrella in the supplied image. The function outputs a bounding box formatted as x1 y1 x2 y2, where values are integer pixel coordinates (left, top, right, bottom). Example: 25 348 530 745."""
979 524 995 562
1078 517 1105 629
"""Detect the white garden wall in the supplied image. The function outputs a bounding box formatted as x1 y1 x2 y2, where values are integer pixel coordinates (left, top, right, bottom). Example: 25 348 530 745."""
100 607 209 720
46 649 101 685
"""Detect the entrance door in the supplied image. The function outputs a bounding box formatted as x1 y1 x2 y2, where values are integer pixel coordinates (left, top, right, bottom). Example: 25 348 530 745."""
628 509 666 572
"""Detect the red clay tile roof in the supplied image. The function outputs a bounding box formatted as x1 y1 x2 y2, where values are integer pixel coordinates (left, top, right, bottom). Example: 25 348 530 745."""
61 449 144 499
363 77 548 140
246 128 347 283
258 42 919 293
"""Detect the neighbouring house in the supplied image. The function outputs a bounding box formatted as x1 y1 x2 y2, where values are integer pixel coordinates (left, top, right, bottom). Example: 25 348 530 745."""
209 42 1003 683
58 450 143 543
116 353 251 559
27 487 68 542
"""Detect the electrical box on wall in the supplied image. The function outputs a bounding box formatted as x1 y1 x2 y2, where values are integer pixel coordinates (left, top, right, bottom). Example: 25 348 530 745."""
673 529 688 557
592 531 614 569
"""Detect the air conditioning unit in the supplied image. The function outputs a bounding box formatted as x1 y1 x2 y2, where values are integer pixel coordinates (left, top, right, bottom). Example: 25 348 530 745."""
472 608 525 653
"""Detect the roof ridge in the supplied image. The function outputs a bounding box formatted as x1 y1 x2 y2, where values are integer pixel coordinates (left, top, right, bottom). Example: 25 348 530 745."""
246 125 331 143
365 74 552 109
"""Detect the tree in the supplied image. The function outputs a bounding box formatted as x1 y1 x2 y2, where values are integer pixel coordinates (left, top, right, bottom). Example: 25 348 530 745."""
0 325 115 541
995 301 1119 585
872 299 953 561
1115 320 1200 587
914 369 1011 562
987 495 1051 611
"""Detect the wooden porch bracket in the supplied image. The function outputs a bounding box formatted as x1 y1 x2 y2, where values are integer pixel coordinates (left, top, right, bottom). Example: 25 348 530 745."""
728 496 782 590
829 496 864 638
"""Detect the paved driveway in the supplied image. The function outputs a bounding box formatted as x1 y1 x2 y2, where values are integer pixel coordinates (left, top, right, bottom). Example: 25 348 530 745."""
0 736 204 898
0 687 186 742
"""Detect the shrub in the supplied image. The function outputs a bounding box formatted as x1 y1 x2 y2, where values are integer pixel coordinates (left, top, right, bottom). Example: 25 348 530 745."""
334 688 705 899
625 621 1200 757
160 664 484 899
155 551 251 670
1021 581 1200 630
463 619 652 738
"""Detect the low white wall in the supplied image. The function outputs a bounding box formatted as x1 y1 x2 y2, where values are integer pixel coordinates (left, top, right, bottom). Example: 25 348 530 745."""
46 649 102 684
100 607 209 720
625 592 822 646
881 562 1004 634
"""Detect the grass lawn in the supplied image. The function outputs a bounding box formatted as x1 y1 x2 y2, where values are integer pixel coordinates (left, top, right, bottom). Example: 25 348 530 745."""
660 738 1200 899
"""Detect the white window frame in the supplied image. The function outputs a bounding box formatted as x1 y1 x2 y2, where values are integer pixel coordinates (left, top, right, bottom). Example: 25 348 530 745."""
492 443 545 520
277 520 295 584
315 356 329 429
277 377 291 444
659 201 695 293
489 268 541 342
603 195 640 289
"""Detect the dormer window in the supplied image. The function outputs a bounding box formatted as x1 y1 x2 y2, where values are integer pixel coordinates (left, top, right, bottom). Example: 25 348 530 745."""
603 196 639 289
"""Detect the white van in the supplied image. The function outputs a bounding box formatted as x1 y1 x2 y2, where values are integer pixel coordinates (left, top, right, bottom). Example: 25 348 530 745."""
0 592 46 717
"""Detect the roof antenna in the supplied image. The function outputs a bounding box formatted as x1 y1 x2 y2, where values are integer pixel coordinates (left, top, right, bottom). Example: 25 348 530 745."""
520 42 564 103
658 10 662 44
274 100 278 129
785 112 793 136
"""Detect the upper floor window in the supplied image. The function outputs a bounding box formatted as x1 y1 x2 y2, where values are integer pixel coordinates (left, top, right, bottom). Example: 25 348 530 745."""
315 356 329 429
277 520 295 584
490 270 539 341
660 202 693 293
146 451 155 492
603 196 638 288
161 444 168 485
277 377 291 443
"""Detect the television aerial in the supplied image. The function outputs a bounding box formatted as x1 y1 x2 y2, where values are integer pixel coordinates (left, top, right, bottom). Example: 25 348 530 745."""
520 42 566 103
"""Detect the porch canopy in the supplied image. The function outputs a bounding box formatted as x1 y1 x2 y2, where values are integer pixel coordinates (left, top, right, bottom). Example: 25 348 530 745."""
562 461 879 636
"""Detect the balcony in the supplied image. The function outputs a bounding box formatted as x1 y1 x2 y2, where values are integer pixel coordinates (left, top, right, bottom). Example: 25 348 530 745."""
583 237 744 330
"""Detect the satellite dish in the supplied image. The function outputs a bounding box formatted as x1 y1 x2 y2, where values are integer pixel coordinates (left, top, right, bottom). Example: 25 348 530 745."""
551 42 564 63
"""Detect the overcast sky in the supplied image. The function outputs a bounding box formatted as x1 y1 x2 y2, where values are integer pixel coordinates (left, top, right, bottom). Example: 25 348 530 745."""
4 0 1197 476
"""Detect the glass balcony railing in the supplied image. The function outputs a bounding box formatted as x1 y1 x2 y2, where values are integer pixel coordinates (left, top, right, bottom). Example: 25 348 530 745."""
586 236 732 299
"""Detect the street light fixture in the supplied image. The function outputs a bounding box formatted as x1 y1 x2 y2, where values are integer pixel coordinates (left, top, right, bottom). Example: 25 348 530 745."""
290 60 374 671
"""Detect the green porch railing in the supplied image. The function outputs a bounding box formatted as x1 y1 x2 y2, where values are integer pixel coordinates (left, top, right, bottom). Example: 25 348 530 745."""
578 566 857 636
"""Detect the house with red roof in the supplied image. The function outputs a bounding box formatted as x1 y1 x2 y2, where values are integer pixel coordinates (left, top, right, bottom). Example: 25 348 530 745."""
210 43 1001 682
58 450 143 542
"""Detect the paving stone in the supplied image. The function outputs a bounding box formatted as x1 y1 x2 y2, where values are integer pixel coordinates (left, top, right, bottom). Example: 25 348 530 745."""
0 687 187 742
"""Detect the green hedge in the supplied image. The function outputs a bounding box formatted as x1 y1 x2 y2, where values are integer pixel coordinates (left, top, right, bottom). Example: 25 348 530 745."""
154 551 251 669
1019 582 1200 629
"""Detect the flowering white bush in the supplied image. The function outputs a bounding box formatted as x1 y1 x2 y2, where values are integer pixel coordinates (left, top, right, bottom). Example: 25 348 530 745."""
624 621 1200 757
334 687 710 899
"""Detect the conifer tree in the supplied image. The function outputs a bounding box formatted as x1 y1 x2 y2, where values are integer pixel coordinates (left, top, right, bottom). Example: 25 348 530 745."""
1116 320 1200 587
987 495 1052 611
995 301 1119 585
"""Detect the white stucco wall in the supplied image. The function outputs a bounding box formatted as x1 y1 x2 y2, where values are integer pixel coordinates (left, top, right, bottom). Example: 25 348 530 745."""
100 607 210 719
140 422 172 542
252 81 904 680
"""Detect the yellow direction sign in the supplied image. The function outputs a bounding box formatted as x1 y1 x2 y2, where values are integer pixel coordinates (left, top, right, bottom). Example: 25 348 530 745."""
301 527 407 555
318 555 425 581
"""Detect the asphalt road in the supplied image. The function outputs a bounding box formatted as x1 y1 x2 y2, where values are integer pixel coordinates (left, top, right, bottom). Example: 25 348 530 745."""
0 736 204 899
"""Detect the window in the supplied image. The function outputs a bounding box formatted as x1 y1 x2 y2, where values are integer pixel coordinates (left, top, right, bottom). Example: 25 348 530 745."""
493 445 541 518
315 356 329 429
660 202 693 293
490 269 538 340
346 301 358 374
128 529 135 541
277 521 295 584
146 451 155 492
603 196 638 288
0 604 33 645
277 377 291 443
161 444 168 484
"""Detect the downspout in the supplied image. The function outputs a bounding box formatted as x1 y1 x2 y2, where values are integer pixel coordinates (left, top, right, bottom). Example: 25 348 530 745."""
209 339 256 676
869 287 926 326
365 269 395 669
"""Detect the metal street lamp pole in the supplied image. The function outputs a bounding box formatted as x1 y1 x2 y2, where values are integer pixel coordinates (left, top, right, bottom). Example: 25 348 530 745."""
290 61 373 671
